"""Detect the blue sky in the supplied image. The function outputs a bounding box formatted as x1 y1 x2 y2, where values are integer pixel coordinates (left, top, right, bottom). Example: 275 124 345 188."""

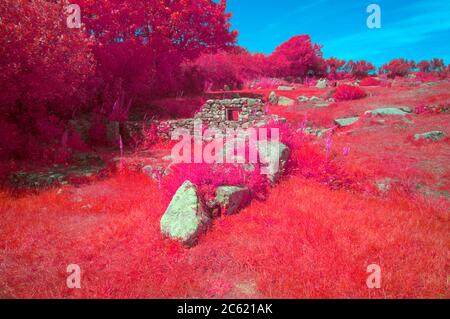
225 0 450 66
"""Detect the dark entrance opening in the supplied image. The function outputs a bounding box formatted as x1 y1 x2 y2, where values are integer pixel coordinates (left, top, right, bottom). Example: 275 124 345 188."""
226 109 240 121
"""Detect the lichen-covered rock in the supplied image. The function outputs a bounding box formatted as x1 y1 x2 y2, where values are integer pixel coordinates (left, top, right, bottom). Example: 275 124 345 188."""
269 91 278 105
215 186 251 216
277 85 295 91
334 117 359 127
365 108 408 116
277 96 294 106
376 178 393 193
314 102 330 108
414 131 447 141
258 141 290 184
160 181 211 246
401 107 413 113
297 96 309 102
316 79 328 89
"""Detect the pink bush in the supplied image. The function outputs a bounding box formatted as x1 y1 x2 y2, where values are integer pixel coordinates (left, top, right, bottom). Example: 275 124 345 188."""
333 85 367 101
360 77 381 86
415 72 439 83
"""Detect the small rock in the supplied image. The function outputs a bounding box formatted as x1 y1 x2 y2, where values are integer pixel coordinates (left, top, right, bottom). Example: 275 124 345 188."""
258 141 290 184
160 181 211 246
162 155 173 162
314 102 330 108
297 96 309 103
414 131 447 141
365 108 408 116
376 178 393 193
316 128 332 138
277 96 294 106
277 85 295 91
269 91 278 105
214 186 251 216
143 165 168 180
316 79 328 89
401 107 413 113
334 117 359 127
309 96 320 102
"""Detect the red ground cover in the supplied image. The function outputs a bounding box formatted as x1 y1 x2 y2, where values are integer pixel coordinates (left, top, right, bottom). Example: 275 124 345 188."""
0 171 447 298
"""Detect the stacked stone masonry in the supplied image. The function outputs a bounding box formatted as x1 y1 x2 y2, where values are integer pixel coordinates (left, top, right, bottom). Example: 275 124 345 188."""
157 98 283 139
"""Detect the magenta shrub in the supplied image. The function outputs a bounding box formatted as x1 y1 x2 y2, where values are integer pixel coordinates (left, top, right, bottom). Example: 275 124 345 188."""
333 85 367 101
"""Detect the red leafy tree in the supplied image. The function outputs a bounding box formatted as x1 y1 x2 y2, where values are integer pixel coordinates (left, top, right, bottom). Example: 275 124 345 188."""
325 57 346 80
268 35 325 81
416 58 448 80
343 60 376 79
78 0 237 105
0 0 95 160
430 58 445 73
181 48 268 91
0 0 237 161
417 60 431 73
379 58 415 78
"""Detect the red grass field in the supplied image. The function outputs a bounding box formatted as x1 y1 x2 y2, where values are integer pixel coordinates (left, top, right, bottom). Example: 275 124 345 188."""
0 80 448 299
0 172 447 298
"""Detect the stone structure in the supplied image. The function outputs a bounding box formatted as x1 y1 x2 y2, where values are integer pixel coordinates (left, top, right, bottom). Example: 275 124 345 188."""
157 98 282 139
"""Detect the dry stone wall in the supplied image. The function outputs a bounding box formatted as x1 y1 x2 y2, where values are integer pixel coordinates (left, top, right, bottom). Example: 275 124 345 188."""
157 98 282 138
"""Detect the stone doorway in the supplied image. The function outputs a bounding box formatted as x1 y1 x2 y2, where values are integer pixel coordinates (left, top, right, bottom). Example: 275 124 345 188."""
226 108 240 121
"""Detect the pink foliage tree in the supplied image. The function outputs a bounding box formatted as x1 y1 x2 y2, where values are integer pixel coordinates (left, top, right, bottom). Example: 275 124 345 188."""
379 59 415 78
343 60 376 79
268 35 325 81
0 0 95 160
